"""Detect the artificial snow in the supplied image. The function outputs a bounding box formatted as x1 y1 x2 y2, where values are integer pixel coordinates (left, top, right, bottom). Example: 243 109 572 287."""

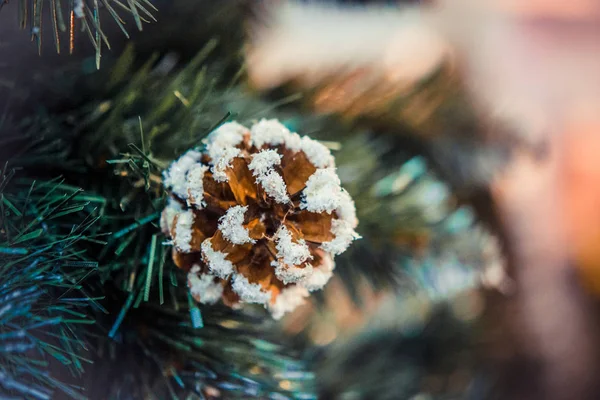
218 205 255 245
160 198 183 234
231 274 272 304
248 150 290 203
321 219 360 255
273 225 312 266
257 171 291 204
269 286 309 320
300 136 335 168
188 266 223 305
250 119 301 150
274 262 313 285
201 239 234 278
204 122 246 153
286 132 303 152
163 150 202 198
271 225 313 284
174 210 195 253
301 255 335 291
186 164 209 207
336 188 358 228
248 150 282 176
301 168 343 213
203 122 247 183
210 147 241 182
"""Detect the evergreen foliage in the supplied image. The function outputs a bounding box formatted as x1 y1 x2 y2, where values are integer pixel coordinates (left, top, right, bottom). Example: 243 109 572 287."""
0 168 98 399
0 16 503 396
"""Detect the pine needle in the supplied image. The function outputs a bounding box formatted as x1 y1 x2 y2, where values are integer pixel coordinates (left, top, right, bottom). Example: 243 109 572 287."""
144 234 157 302
7 0 157 65
0 172 98 399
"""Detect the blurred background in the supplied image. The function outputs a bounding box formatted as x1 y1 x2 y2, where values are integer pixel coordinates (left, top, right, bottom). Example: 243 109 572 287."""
2 1 600 399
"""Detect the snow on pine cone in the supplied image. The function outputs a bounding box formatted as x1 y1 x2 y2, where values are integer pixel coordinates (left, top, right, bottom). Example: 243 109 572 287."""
160 119 360 319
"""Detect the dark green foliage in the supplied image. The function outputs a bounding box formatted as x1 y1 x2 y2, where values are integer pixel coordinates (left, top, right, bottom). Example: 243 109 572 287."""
68 40 499 302
1 0 156 66
1 40 319 398
0 168 99 399
1 9 503 394
84 298 315 399
67 40 498 396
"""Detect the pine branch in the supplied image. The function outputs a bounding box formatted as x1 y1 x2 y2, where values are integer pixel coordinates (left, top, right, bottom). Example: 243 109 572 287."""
13 35 505 307
3 0 156 66
1 44 318 396
0 167 100 399
5 26 507 396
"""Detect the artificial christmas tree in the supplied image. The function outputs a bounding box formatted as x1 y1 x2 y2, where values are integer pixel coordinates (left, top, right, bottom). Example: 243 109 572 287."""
6 1 597 399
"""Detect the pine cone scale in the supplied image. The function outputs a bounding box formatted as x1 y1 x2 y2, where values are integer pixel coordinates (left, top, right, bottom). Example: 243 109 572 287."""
281 150 317 195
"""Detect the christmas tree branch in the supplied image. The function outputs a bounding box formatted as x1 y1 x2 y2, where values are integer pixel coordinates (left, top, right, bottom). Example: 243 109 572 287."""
1 0 156 66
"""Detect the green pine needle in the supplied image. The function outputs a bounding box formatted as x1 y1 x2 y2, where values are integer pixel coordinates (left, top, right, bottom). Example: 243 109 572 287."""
3 0 156 65
1 17 505 396
0 168 99 399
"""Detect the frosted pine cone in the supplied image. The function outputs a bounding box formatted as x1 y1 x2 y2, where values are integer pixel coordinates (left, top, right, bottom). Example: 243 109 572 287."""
161 119 359 319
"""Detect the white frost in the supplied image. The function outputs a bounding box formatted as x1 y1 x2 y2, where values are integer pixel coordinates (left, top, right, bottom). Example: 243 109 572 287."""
201 239 234 278
258 171 291 204
204 122 246 153
203 122 247 182
300 136 335 168
248 151 290 204
160 198 183 234
301 255 335 291
231 274 272 304
248 149 282 176
273 225 312 266
336 188 358 228
275 263 314 285
188 266 223 305
250 119 302 151
269 286 309 320
163 150 202 198
174 210 195 253
218 206 254 245
210 147 241 182
301 168 342 213
186 164 209 207
271 225 313 284
321 219 361 255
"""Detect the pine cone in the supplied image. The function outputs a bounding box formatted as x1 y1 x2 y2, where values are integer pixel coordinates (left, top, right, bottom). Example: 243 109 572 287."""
161 119 359 319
